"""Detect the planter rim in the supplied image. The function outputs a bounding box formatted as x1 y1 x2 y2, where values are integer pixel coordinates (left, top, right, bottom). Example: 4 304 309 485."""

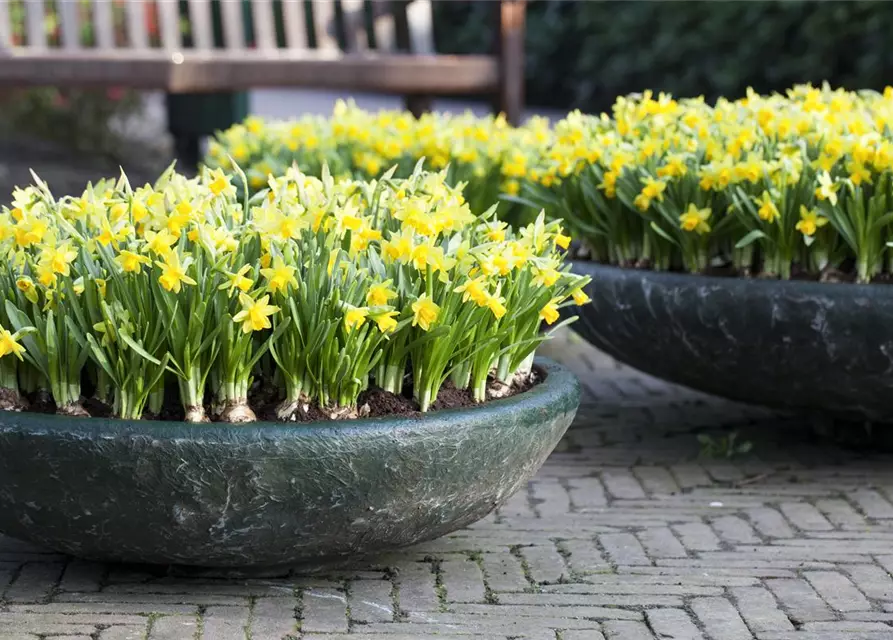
572 259 892 298
0 357 573 441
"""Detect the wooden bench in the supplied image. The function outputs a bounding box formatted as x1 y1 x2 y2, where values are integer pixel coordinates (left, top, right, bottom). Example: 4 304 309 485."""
0 0 526 127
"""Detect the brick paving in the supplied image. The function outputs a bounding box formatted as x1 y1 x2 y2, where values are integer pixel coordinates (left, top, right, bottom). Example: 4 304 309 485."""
0 329 892 639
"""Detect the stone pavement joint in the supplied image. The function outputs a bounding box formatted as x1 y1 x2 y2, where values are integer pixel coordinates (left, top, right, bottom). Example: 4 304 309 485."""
0 329 892 638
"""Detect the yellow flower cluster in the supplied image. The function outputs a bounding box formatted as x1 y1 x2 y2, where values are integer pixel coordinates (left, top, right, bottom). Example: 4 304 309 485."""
205 101 552 221
0 163 588 420
524 84 893 280
211 85 893 282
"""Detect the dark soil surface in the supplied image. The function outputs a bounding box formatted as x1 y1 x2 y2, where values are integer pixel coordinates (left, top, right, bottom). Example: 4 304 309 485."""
580 254 893 285
14 368 542 424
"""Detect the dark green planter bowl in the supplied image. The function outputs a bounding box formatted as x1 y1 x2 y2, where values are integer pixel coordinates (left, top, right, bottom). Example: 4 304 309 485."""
0 359 578 569
570 261 893 421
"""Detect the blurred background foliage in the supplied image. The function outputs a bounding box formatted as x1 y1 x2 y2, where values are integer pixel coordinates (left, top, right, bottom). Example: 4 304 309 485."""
435 0 893 112
7 0 893 160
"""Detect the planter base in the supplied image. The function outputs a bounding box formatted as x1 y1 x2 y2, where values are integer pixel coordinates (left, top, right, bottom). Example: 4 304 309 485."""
570 261 893 422
0 359 579 568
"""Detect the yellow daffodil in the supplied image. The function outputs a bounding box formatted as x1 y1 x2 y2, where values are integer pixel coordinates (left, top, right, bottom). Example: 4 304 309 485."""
144 229 177 256
815 171 840 205
156 252 197 293
233 293 280 333
366 282 397 307
484 293 507 319
0 328 25 360
373 310 399 333
572 289 591 305
115 249 151 274
679 204 712 234
754 191 780 223
539 299 560 325
343 305 370 331
260 257 298 294
795 206 829 237
411 294 440 331
15 277 37 304
223 265 253 294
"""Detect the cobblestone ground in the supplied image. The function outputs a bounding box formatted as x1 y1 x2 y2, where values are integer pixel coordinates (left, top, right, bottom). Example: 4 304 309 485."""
2 333 893 640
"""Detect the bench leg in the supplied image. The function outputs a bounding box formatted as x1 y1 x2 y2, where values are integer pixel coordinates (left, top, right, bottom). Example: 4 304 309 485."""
404 95 433 119
495 0 526 126
173 135 201 175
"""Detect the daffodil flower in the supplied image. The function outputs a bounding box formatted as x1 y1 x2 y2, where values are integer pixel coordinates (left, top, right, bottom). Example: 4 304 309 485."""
233 293 280 333
155 253 197 293
411 294 440 331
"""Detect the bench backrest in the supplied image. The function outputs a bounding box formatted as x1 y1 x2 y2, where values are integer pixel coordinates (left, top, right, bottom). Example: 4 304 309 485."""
0 0 434 55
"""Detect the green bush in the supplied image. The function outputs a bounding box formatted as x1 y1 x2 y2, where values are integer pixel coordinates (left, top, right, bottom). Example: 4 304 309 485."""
434 1 893 112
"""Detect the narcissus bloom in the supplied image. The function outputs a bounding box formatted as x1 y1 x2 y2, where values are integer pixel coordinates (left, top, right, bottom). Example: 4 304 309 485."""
0 328 25 360
411 294 440 331
233 293 280 333
156 253 197 293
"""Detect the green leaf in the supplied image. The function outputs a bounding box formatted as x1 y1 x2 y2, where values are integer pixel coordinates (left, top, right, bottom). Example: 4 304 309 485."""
734 229 768 249
119 333 162 365
649 221 680 247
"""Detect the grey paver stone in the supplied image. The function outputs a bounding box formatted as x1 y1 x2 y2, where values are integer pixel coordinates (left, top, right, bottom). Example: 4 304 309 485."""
778 503 833 531
599 533 651 566
566 477 608 509
846 564 893 600
645 608 704 639
3 563 64 603
601 470 647 500
691 597 754 640
731 586 795 633
201 605 250 640
530 478 572 517
746 508 795 539
602 620 654 639
479 550 528 592
396 561 439 613
249 596 298 638
805 571 872 612
563 631 607 640
440 557 486 603
637 527 687 558
849 490 893 519
349 579 395 623
301 587 348 633
766 579 835 623
97 627 147 640
148 615 200 639
518 543 569 584
671 523 721 552
710 516 760 544
58 560 105 592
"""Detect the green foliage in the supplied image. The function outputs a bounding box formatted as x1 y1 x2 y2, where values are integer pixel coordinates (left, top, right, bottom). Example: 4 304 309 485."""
434 1 893 112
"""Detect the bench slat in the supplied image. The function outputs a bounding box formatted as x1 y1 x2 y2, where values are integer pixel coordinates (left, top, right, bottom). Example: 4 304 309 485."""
187 0 213 50
250 0 276 50
126 0 149 49
0 0 10 48
311 0 337 50
372 2 396 52
24 0 46 48
0 50 500 94
220 0 244 49
93 0 116 49
406 0 433 54
157 0 181 50
58 0 80 49
341 0 366 52
280 0 308 49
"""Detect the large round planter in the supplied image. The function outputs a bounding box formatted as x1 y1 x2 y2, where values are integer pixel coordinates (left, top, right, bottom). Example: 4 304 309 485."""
0 359 578 569
570 261 893 422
